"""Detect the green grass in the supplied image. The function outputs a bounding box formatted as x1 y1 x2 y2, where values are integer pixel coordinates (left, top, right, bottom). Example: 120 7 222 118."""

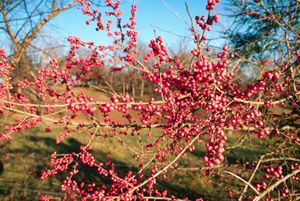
0 124 279 201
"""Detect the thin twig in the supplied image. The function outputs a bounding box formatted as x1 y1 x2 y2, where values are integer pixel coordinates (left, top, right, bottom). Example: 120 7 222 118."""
224 171 260 195
239 156 264 200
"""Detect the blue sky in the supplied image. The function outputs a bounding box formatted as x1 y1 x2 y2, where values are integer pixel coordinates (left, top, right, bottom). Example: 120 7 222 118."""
49 0 231 50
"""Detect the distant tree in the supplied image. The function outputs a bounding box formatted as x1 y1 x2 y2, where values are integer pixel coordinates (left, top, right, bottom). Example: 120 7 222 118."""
0 0 78 85
225 0 300 84
226 0 299 60
0 0 78 62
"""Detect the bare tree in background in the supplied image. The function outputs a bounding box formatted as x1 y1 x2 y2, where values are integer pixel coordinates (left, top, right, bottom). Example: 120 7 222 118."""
0 0 79 83
0 0 81 116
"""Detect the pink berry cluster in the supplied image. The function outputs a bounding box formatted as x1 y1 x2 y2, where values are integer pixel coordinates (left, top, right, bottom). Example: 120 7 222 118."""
264 165 284 179
206 0 221 10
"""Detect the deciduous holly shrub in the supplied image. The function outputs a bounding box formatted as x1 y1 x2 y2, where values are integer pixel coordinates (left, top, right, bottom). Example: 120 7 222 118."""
0 0 299 200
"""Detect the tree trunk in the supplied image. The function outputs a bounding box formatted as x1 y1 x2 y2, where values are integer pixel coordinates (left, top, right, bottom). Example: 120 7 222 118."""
140 78 144 98
132 83 135 97
110 72 114 88
122 73 126 94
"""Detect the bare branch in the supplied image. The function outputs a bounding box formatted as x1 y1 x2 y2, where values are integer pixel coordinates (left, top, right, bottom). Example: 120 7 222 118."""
224 171 260 195
12 0 78 64
1 10 19 48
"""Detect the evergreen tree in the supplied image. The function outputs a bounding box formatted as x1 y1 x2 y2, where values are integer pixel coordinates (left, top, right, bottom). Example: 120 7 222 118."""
226 0 299 61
